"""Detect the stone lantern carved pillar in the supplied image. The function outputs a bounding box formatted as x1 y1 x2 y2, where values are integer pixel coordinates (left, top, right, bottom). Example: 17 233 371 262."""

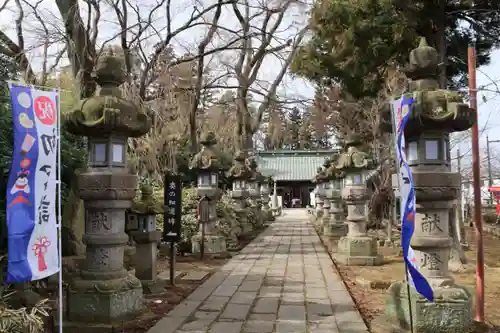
334 135 382 266
129 184 164 294
64 50 150 323
384 38 474 332
190 132 226 254
324 157 347 246
227 151 252 234
247 157 264 228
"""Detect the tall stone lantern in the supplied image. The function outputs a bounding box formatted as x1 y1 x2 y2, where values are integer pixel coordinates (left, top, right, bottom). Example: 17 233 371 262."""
313 167 326 218
320 159 333 230
334 134 382 266
128 184 164 294
324 156 347 247
64 50 150 323
190 132 226 254
227 151 252 234
384 38 474 332
247 157 264 228
261 177 274 222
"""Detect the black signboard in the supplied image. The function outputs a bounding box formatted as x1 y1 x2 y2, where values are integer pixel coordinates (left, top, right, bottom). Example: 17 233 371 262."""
163 174 182 242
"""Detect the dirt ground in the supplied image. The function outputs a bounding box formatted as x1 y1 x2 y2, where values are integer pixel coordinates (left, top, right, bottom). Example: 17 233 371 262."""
121 254 228 333
329 226 500 332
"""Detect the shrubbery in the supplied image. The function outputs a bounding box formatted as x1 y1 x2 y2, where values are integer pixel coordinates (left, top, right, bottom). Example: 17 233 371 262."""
153 185 256 252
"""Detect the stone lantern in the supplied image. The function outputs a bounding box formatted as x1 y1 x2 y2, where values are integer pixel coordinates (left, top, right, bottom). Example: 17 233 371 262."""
313 167 325 218
189 132 226 254
247 156 264 227
383 38 474 332
63 50 150 324
324 155 347 247
334 134 382 266
260 177 274 222
227 151 252 234
320 159 333 230
128 184 164 294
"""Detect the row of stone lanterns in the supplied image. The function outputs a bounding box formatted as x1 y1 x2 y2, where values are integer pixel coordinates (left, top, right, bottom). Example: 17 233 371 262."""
61 50 275 328
312 135 382 265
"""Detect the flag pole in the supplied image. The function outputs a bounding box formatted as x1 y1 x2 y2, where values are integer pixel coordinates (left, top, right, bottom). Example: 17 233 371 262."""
468 43 485 323
55 88 64 333
390 99 415 333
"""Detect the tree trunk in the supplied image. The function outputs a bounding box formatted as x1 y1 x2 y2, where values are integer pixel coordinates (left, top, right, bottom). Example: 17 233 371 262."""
61 173 86 256
448 203 467 272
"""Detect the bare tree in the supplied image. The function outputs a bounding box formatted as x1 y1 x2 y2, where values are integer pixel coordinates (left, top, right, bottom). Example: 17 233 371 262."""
213 0 309 150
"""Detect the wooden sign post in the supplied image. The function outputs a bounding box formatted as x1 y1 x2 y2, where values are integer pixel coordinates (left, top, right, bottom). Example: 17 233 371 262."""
164 174 182 286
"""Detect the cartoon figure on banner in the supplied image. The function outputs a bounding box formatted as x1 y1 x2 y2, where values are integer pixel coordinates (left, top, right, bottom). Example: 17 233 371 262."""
9 158 33 206
11 170 30 194
32 236 51 272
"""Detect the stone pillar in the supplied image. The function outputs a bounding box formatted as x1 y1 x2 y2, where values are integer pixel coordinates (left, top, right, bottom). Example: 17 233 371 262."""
271 181 278 215
64 51 149 324
247 157 263 228
320 187 331 234
334 136 382 266
228 151 252 234
315 191 323 218
190 132 227 254
324 176 347 247
129 184 164 294
385 38 473 332
261 180 274 222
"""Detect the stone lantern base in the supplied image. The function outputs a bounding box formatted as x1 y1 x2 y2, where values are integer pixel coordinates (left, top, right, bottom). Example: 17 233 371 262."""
192 234 227 255
323 222 347 242
383 281 472 332
334 236 382 266
66 274 143 323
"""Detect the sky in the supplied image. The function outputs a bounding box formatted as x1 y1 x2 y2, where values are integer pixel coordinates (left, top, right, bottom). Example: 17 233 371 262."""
0 0 499 172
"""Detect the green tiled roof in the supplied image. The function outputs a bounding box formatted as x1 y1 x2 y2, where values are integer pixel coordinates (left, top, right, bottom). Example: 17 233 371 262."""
255 150 340 181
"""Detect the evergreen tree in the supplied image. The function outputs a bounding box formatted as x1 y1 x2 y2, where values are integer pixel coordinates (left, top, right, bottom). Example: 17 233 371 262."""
292 0 500 97
284 107 302 150
0 54 18 250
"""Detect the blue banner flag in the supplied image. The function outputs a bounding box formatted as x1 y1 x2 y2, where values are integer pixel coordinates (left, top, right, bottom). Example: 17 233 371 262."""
393 95 434 302
6 83 60 283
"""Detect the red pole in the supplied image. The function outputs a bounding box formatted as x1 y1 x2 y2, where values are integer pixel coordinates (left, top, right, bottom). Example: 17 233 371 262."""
468 44 485 323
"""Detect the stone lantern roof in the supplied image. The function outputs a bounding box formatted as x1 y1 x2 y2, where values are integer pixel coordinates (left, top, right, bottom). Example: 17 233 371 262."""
325 153 345 179
189 132 224 172
65 48 151 138
130 184 163 215
400 37 475 137
246 156 265 183
313 166 329 184
226 151 252 181
335 134 375 172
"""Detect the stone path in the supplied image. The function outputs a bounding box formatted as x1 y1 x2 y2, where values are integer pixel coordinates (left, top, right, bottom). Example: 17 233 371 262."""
147 209 368 333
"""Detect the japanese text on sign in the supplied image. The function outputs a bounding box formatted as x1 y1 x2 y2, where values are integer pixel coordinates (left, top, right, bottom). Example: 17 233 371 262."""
163 175 182 242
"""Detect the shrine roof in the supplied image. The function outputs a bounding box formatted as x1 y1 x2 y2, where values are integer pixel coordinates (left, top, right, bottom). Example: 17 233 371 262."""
255 149 340 181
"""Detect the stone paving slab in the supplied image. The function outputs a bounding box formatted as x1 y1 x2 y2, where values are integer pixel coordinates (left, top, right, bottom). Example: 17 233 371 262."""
147 209 368 333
